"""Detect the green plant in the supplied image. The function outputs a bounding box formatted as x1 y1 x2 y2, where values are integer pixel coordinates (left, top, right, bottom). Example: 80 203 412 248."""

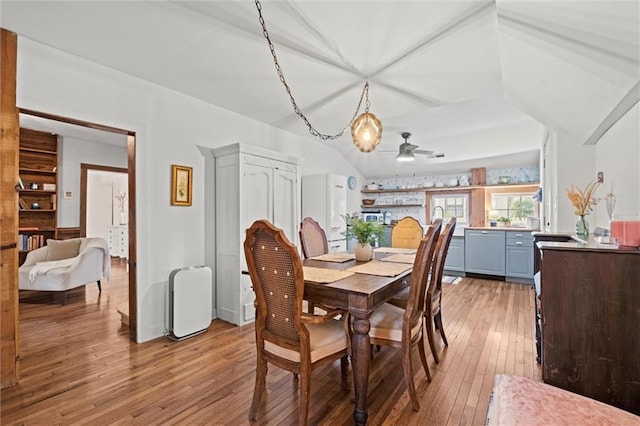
496 216 511 223
342 213 384 245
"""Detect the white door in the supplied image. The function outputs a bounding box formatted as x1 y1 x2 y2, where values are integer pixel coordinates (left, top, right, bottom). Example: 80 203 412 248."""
273 167 298 246
242 162 272 268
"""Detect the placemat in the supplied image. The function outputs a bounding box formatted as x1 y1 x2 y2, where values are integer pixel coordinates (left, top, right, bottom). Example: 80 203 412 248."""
346 260 412 277
373 247 417 255
379 253 416 264
303 266 355 283
309 252 355 263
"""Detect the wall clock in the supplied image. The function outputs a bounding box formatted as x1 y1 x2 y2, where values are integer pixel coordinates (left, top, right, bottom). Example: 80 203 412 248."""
347 176 357 190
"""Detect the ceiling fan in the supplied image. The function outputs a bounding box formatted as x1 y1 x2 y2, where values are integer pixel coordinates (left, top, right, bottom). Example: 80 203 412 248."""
384 132 445 162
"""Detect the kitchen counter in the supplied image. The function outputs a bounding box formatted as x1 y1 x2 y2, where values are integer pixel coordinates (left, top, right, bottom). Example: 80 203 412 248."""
537 235 640 254
466 226 540 232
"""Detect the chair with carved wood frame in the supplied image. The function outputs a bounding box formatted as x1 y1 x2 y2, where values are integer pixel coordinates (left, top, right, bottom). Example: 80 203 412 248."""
391 216 424 249
299 217 329 259
360 219 441 411
425 217 456 363
244 219 349 425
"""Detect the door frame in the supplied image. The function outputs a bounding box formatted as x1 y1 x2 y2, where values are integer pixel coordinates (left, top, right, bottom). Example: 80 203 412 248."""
80 163 128 238
18 108 138 343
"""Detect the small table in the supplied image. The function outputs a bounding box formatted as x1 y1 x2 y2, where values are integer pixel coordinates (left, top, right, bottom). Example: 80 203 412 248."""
303 257 412 426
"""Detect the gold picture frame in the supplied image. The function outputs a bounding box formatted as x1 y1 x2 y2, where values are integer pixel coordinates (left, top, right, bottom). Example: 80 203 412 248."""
171 164 192 206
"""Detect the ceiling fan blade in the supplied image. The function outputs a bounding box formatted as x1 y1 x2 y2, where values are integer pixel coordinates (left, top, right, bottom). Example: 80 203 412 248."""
428 153 445 158
413 149 435 155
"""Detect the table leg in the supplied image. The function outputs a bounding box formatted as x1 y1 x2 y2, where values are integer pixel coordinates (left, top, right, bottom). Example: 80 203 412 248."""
351 314 371 426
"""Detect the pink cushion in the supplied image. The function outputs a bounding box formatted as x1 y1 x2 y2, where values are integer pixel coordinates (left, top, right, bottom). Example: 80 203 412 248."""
487 374 640 425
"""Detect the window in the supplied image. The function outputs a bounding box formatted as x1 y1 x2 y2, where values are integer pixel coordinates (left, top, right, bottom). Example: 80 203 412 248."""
491 192 538 225
430 194 469 225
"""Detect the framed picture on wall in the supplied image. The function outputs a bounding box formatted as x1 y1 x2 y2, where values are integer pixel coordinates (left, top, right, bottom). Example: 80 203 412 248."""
171 164 192 206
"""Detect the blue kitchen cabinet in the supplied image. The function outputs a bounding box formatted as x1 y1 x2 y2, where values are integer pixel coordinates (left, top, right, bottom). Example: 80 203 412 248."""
505 231 534 281
444 236 465 273
464 229 505 275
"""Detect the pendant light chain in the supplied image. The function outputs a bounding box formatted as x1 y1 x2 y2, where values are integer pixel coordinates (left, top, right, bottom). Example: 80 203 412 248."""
255 0 368 141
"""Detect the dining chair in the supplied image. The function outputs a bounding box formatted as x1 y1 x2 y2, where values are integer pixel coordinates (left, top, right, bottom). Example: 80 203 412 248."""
362 220 441 411
299 217 329 259
425 217 456 363
244 219 349 426
391 216 424 249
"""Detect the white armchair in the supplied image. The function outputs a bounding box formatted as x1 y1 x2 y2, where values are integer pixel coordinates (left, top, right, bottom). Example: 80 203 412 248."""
19 237 111 292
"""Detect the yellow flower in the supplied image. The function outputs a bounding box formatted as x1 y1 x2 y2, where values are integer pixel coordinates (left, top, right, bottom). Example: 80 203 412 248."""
566 179 600 216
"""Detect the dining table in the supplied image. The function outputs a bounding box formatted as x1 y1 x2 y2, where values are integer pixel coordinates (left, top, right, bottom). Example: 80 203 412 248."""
303 249 414 426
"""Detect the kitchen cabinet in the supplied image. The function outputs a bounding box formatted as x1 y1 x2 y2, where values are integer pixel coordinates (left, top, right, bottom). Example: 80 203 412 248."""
505 231 533 281
539 240 640 414
302 174 347 252
464 229 505 275
444 235 465 273
214 143 301 326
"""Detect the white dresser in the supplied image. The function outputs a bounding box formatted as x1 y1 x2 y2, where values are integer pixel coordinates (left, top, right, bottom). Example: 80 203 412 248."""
108 225 128 259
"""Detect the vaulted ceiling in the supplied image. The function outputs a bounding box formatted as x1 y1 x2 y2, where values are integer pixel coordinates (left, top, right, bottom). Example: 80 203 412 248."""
2 1 638 178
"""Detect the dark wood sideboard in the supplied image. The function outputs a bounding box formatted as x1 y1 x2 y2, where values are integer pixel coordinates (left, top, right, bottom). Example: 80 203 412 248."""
538 238 640 415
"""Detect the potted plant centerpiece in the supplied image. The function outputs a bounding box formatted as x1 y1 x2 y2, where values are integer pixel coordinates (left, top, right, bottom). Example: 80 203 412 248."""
342 213 384 261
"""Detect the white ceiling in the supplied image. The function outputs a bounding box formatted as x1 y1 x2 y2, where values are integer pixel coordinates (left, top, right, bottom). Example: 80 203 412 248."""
2 1 638 178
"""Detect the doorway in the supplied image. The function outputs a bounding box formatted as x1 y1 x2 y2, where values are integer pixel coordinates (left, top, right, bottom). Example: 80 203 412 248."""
18 108 138 341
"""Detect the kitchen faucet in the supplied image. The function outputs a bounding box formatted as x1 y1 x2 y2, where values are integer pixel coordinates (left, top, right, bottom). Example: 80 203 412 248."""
432 205 444 221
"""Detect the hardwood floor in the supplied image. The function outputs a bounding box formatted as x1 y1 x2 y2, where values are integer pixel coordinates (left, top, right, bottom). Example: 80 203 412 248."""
2 260 541 425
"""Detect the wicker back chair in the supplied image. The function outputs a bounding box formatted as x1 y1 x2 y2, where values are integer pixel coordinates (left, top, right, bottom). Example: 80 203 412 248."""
365 219 441 411
391 216 424 249
244 219 349 425
425 216 457 363
299 217 329 259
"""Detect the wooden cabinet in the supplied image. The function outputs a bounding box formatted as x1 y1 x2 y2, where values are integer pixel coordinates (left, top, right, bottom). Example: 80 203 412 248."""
214 143 301 326
538 241 640 415
108 225 128 258
18 128 59 265
444 235 465 273
505 231 534 281
464 229 505 275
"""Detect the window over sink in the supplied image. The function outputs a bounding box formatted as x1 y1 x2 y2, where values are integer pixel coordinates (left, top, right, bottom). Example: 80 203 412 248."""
491 192 539 226
429 193 469 225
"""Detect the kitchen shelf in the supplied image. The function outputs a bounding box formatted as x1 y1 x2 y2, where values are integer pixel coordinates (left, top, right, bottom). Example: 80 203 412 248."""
361 204 423 209
362 182 539 194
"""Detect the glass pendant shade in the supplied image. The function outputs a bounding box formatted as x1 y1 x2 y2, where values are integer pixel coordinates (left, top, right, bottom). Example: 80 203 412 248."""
396 151 415 162
351 112 383 153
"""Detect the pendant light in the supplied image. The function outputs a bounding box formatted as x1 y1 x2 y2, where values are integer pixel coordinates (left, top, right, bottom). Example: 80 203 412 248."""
255 0 382 153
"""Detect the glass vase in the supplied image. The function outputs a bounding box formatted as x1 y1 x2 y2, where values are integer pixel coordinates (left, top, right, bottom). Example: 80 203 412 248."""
575 214 589 237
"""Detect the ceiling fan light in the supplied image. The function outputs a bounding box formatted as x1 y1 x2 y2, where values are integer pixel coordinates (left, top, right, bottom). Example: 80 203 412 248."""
396 151 415 162
351 112 382 153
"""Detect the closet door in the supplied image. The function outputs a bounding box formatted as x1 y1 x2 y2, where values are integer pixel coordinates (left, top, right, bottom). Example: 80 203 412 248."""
242 162 272 239
273 166 298 246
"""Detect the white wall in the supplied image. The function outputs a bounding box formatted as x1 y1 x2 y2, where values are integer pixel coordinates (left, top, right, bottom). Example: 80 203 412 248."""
594 104 640 228
16 37 357 342
551 105 639 232
86 170 128 241
58 136 127 227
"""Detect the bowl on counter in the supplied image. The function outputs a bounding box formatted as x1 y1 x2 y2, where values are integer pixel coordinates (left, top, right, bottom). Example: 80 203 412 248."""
362 199 375 205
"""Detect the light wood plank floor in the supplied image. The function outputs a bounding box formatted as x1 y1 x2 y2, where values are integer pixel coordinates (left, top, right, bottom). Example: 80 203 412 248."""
2 260 541 425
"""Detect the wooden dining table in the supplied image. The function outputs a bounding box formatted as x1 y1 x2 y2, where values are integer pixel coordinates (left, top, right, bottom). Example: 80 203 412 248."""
303 255 413 426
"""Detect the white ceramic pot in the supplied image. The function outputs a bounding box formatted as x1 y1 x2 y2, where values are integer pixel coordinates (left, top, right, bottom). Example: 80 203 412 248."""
353 243 372 262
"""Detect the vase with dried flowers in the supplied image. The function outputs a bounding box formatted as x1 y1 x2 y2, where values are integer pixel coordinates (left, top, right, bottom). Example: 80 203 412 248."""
567 179 600 237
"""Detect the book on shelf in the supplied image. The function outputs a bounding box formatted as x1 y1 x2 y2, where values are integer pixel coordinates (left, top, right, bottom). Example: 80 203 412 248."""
43 183 56 191
52 194 57 210
18 177 25 190
18 227 39 231
18 198 29 209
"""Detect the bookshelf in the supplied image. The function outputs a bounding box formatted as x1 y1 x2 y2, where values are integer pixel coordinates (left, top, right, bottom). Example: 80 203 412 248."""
18 128 59 265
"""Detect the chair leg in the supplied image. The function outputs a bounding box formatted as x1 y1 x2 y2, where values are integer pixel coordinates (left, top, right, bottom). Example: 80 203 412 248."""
417 332 432 382
435 311 448 346
403 346 420 411
299 366 311 426
426 313 440 364
249 355 268 421
96 280 102 293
